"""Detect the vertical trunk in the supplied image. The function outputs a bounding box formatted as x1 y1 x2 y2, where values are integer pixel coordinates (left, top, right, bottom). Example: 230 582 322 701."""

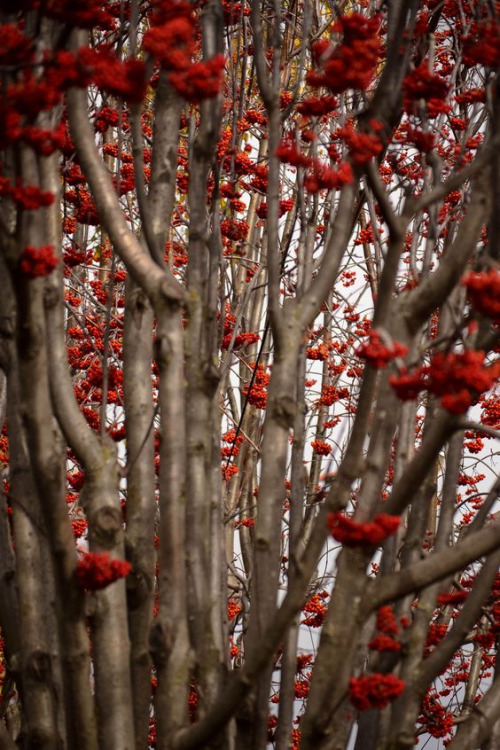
0 482 20 689
45 232 134 750
185 293 225 712
274 344 307 750
238 339 300 750
43 141 101 750
184 9 225 716
80 444 134 750
300 547 372 750
0 353 22 704
18 154 101 750
7 385 59 750
123 280 156 750
154 304 190 747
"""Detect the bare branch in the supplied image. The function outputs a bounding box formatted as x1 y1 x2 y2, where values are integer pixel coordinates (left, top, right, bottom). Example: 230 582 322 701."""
367 518 500 609
66 86 183 305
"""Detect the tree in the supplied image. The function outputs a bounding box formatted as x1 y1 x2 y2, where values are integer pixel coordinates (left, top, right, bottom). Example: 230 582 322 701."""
0 0 499 749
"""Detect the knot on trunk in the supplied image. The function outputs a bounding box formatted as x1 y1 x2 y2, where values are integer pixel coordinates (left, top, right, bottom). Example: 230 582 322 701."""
270 394 296 429
91 505 122 544
25 649 51 681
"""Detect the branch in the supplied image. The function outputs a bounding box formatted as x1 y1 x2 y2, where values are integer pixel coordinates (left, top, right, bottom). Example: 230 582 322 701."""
457 419 500 441
367 517 500 610
299 182 358 330
249 0 276 107
129 103 165 267
367 1 419 126
248 0 283 338
45 273 104 470
66 86 184 306
403 143 493 218
414 549 500 691
383 411 455 516
400 169 490 334
172 503 332 750
147 72 183 258
446 677 500 750
468 476 500 534
365 159 405 240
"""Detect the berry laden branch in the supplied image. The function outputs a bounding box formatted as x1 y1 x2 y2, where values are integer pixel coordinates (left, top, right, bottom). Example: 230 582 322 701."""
0 2 499 750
